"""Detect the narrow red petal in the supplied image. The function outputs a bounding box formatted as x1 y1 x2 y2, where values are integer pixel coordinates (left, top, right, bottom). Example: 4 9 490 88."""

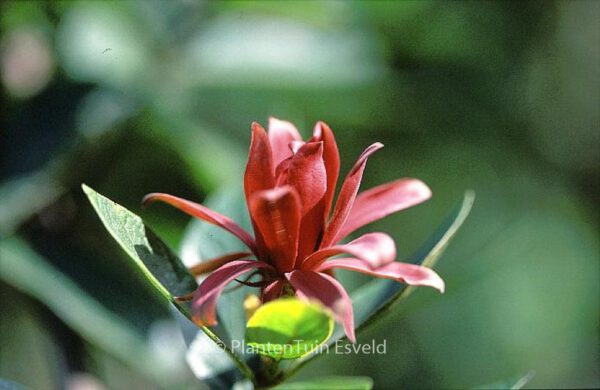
312 122 340 221
296 202 325 264
287 270 355 343
337 179 432 241
142 193 256 253
321 142 384 248
244 122 275 199
249 186 301 273
261 279 286 302
302 232 396 270
285 141 327 215
191 260 275 326
268 117 302 168
244 122 276 259
189 252 252 276
282 141 328 260
317 258 445 293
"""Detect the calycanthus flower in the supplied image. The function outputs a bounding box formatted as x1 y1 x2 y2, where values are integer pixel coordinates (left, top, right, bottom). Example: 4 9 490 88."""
143 118 443 342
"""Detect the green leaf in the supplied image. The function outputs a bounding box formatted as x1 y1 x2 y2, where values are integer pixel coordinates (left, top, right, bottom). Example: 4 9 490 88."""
274 376 373 390
82 184 197 300
246 298 333 360
82 184 257 384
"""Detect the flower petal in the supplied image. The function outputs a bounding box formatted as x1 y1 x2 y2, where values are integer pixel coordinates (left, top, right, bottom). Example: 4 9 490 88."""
312 121 340 221
321 142 383 248
249 186 301 273
337 179 432 241
285 141 327 215
296 203 325 264
287 270 355 343
284 141 328 260
261 279 286 302
244 122 275 200
189 252 252 276
142 193 256 253
317 258 445 293
302 232 396 270
191 260 274 326
289 140 305 154
268 117 302 168
244 122 276 259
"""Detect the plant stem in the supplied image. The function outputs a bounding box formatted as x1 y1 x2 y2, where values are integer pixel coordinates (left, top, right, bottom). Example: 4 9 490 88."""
173 300 258 387
255 356 284 388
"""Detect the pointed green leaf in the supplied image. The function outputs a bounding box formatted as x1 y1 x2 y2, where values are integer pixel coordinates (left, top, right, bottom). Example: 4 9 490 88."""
246 298 333 360
82 184 256 384
274 376 373 390
82 184 197 300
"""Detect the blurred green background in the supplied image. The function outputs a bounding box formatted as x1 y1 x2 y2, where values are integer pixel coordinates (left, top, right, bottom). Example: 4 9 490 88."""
1 1 598 389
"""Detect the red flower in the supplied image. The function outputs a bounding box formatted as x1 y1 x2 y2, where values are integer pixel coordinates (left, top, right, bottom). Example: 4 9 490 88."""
144 118 443 342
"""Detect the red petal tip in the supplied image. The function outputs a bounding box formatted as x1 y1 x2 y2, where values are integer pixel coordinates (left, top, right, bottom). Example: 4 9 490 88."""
312 121 326 138
406 179 433 200
141 193 159 207
367 142 384 152
360 142 384 157
251 121 265 131
267 116 283 124
435 278 445 294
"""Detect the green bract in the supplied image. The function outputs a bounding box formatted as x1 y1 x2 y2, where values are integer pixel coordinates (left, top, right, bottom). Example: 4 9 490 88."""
246 298 334 359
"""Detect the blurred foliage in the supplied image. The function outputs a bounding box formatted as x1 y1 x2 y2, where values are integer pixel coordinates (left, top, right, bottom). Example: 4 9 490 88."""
0 1 598 389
